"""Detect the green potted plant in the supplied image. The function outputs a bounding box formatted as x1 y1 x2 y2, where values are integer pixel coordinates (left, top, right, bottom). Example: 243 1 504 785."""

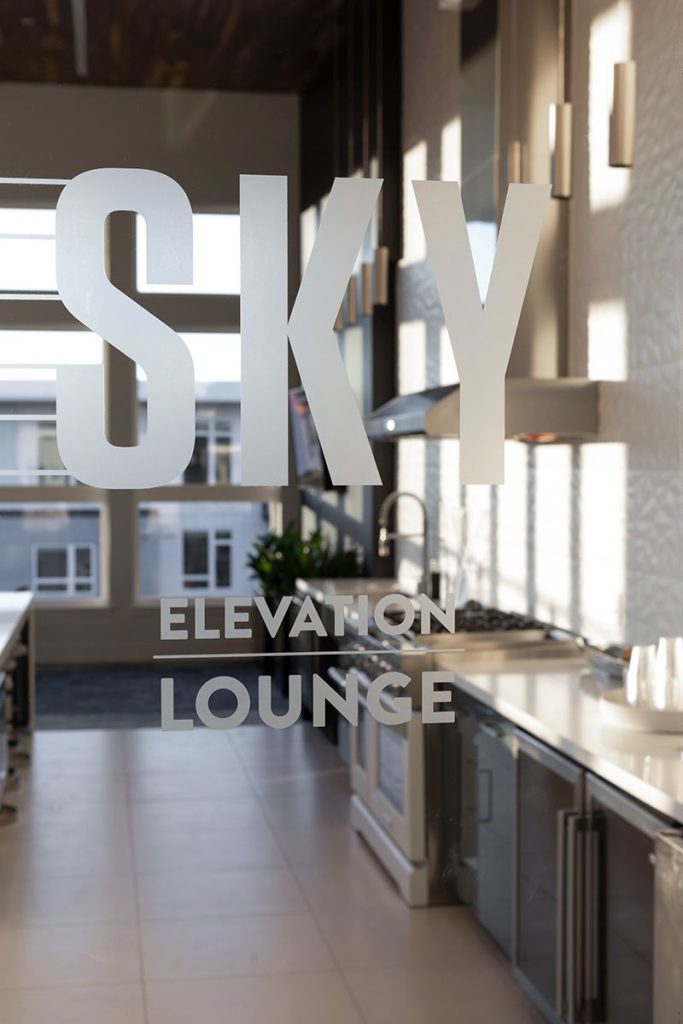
247 522 360 598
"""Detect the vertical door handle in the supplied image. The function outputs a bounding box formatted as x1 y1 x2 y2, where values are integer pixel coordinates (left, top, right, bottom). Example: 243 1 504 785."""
557 810 585 1023
478 768 493 824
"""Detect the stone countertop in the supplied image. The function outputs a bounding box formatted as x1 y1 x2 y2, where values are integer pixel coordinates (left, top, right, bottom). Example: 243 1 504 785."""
434 650 683 825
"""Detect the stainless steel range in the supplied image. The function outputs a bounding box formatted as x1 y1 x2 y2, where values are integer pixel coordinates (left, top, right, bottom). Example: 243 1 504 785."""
330 600 581 906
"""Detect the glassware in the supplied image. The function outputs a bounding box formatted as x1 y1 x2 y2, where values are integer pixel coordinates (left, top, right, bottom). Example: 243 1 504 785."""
624 644 656 707
653 637 683 711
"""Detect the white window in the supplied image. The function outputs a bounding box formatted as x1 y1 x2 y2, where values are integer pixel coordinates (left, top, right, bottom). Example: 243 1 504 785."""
182 529 232 591
183 418 233 485
136 213 240 294
32 542 96 596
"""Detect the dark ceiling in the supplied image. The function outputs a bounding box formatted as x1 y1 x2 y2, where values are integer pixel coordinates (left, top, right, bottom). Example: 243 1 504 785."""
0 0 347 92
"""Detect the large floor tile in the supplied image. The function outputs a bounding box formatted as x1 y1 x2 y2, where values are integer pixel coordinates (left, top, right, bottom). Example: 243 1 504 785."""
272 822 369 866
131 818 285 872
290 845 401 913
0 871 136 926
0 923 141 989
122 728 240 774
136 865 307 920
256 775 351 828
141 912 335 980
315 903 501 971
344 964 545 1023
125 767 253 803
0 983 146 1024
129 795 268 833
29 730 125 776
145 972 364 1024
0 818 133 877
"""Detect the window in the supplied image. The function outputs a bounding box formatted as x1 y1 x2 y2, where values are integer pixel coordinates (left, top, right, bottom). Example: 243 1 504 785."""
183 418 233 485
32 542 96 597
182 529 232 591
138 502 265 598
0 504 101 601
136 213 240 294
37 424 74 486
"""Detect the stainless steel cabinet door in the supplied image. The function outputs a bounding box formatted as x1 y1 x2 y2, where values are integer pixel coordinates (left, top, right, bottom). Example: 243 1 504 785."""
475 721 515 956
514 732 584 1021
653 832 683 1023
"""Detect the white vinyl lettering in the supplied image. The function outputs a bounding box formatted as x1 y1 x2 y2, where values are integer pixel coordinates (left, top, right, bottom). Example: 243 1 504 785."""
55 168 196 488
413 181 550 484
240 175 382 486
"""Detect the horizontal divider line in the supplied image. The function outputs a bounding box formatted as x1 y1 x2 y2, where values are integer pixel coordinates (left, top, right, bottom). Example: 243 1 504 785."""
153 647 466 661
0 177 70 185
0 293 61 301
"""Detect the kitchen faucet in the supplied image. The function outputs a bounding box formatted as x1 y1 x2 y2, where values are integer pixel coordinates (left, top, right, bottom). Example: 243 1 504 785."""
377 490 435 598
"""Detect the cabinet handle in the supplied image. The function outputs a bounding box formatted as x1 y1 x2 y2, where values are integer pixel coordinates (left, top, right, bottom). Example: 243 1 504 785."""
478 768 493 824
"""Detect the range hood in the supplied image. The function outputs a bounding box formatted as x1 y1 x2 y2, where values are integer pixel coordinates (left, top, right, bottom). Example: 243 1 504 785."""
365 378 600 443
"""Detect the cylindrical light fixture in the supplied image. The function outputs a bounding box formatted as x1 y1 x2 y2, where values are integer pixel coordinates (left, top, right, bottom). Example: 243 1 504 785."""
609 60 636 167
506 140 525 184
361 261 373 315
374 246 389 305
549 0 572 199
550 102 572 199
347 275 358 326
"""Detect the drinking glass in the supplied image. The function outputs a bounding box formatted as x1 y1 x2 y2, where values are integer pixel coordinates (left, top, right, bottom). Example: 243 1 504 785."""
653 636 683 711
624 644 656 707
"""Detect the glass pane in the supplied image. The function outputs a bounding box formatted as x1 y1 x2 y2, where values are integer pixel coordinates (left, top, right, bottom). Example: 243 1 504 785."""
185 436 209 484
378 725 406 813
136 213 240 294
36 548 67 578
0 209 57 293
215 543 231 588
75 546 92 577
183 532 208 576
0 504 101 600
138 501 268 597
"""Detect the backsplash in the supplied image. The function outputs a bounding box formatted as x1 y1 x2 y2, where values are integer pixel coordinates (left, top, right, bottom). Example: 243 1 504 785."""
396 0 683 646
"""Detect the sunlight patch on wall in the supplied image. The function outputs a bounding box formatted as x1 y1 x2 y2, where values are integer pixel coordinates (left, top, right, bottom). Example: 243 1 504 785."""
496 443 528 615
397 437 427 588
535 445 573 629
439 325 459 385
587 300 628 380
401 141 428 265
580 443 627 640
398 320 427 395
440 116 462 182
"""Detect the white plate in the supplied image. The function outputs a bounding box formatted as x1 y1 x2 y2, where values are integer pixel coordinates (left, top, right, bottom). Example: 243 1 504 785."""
599 688 683 733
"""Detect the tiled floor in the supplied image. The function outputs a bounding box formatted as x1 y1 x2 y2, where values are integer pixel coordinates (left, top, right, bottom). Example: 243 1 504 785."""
0 724 544 1023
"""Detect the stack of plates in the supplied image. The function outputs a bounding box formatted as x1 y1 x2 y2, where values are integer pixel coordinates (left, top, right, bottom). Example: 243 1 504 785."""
599 689 683 733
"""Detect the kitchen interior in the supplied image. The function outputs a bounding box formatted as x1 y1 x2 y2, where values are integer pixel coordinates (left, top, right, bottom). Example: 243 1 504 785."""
0 0 682 1022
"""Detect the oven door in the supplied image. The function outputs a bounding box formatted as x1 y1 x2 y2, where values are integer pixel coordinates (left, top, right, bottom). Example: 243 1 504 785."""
369 699 425 863
328 665 374 806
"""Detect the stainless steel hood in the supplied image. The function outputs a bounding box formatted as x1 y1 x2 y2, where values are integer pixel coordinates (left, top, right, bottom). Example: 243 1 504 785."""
365 378 600 443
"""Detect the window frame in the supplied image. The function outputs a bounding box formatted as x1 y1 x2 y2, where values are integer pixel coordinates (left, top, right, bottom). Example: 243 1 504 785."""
31 540 97 598
0 192 283 610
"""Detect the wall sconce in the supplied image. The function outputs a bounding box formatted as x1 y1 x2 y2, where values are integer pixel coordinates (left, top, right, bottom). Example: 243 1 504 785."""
346 275 358 326
361 261 373 315
374 245 389 305
609 60 636 167
550 102 573 199
506 140 526 184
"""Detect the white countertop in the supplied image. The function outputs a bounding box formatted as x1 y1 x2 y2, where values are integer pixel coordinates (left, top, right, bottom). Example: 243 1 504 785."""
435 650 683 825
0 592 33 664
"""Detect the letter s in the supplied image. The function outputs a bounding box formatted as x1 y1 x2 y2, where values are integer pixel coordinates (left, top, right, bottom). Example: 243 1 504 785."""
55 168 195 488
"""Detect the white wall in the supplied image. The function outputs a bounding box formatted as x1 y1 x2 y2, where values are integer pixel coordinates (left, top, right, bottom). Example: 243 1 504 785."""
399 0 683 644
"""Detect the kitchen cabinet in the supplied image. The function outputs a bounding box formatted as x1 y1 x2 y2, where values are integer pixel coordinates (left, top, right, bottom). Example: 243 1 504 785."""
654 832 683 1022
584 775 675 1024
514 732 584 1021
474 718 516 956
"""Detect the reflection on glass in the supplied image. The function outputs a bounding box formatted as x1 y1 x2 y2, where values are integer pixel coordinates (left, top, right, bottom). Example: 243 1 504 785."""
138 501 267 597
0 503 100 599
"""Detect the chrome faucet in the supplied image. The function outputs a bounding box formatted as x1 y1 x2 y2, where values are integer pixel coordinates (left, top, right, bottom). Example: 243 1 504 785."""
377 489 434 598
